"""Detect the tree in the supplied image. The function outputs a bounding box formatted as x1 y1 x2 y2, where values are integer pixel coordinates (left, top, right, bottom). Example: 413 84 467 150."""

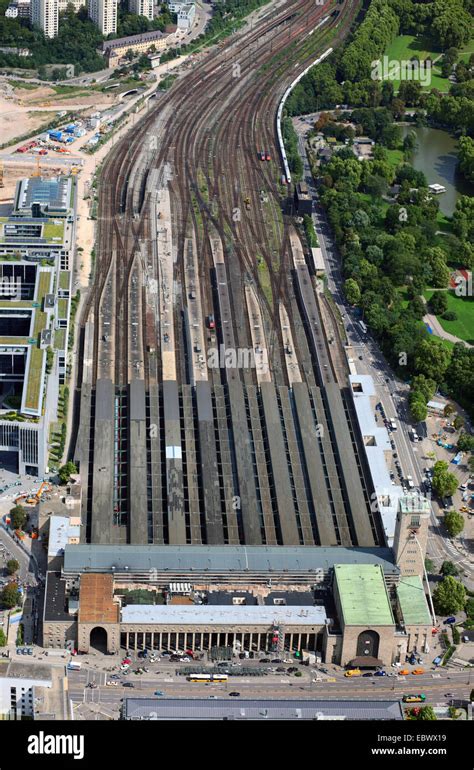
0 583 21 609
424 557 435 573
444 510 464 538
9 505 26 531
457 432 474 452
428 292 448 316
6 559 19 575
409 296 425 320
464 598 474 619
58 461 77 485
443 404 455 418
432 461 458 499
411 375 436 403
440 561 459 577
458 137 474 184
410 398 428 422
453 415 464 431
433 576 466 615
469 456 474 474
414 339 451 382
0 629 6 647
344 278 361 305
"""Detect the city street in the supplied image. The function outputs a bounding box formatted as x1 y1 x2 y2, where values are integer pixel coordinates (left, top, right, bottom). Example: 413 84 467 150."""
65 655 473 720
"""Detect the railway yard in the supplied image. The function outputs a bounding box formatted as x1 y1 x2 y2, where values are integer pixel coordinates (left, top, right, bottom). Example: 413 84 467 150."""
73 0 389 550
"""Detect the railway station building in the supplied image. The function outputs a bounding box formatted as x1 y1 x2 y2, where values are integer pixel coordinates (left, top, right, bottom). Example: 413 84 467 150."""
42 544 433 665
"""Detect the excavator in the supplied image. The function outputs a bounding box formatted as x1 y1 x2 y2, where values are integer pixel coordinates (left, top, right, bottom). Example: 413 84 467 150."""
15 481 51 507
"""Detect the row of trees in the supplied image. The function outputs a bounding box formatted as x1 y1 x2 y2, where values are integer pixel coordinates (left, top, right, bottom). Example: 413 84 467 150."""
339 0 399 82
458 137 474 184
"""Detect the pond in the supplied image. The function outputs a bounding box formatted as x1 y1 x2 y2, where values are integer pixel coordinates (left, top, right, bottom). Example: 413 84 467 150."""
402 126 474 216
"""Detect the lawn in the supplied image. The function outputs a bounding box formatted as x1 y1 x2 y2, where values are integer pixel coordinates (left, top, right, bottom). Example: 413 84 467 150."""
8 79 38 90
358 192 390 214
42 221 65 242
25 347 45 412
424 289 474 344
37 270 52 303
54 327 67 350
384 35 450 93
386 148 404 169
57 298 68 319
59 270 71 291
458 42 474 64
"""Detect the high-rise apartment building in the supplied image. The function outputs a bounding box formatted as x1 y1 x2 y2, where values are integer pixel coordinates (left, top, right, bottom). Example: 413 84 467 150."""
88 0 117 35
30 0 59 38
128 0 153 21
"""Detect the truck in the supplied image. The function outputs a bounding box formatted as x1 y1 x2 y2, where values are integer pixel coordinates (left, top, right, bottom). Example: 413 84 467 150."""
406 475 415 489
67 661 81 671
389 419 397 431
46 649 68 658
207 314 215 330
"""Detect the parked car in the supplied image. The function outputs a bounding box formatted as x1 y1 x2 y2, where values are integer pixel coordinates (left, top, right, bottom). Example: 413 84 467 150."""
411 669 425 675
374 670 386 676
154 691 165 697
229 692 240 697
123 682 135 688
444 617 456 624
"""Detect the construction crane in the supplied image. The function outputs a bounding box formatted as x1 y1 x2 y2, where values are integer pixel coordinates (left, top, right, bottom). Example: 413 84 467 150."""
32 157 41 177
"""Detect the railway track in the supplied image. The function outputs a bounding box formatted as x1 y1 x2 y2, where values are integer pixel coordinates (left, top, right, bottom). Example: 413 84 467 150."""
84 0 356 388
76 0 382 549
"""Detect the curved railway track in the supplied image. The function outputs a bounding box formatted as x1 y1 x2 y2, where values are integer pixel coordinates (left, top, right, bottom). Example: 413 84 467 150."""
82 0 358 393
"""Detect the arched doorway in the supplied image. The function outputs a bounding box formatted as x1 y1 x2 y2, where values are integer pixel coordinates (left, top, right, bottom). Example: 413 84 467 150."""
89 626 108 652
356 630 380 659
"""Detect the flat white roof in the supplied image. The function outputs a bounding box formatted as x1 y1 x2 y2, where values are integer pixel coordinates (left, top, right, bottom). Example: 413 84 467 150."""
311 247 325 271
349 374 402 544
121 605 328 626
427 400 445 411
48 516 80 558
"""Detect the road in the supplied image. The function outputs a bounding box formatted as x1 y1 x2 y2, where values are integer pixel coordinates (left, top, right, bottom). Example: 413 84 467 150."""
295 119 473 580
0 526 35 582
66 662 473 720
